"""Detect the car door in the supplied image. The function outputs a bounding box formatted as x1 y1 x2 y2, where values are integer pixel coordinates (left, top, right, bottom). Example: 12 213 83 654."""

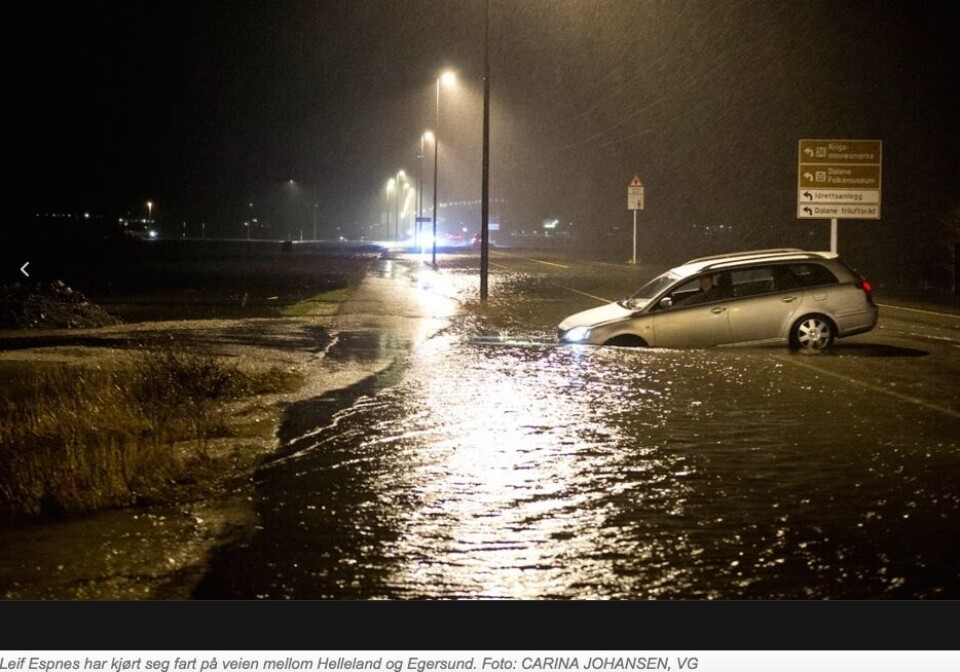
725 265 803 344
650 275 733 347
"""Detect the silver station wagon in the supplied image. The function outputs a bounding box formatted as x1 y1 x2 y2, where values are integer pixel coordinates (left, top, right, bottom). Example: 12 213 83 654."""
558 249 878 350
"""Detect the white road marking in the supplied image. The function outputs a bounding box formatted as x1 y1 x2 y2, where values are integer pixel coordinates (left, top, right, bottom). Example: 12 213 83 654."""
778 355 960 420
564 286 612 303
877 303 960 319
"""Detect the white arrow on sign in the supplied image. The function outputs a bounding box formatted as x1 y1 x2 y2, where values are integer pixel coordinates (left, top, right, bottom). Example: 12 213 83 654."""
20 262 30 277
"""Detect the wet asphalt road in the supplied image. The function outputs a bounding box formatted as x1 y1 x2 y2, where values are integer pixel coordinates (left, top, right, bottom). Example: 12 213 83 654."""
191 250 960 599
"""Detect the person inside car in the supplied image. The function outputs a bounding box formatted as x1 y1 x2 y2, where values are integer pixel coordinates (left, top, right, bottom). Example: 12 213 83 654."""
679 273 731 305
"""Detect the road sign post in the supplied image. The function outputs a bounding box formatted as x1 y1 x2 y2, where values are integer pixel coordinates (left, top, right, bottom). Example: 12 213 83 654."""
797 139 882 253
627 175 645 264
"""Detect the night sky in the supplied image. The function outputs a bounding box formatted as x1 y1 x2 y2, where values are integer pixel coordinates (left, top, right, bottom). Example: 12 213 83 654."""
20 1 959 266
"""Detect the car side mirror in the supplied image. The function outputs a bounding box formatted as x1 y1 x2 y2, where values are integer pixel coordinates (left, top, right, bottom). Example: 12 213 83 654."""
659 296 673 309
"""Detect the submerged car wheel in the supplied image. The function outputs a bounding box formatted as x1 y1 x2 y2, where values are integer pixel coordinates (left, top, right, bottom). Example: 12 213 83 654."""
603 334 647 347
790 315 834 351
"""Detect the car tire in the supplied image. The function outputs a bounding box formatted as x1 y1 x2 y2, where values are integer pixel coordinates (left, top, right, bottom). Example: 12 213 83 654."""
603 334 648 347
790 315 834 351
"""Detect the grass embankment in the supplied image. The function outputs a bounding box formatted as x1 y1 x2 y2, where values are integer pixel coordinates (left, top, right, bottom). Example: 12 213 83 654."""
280 287 355 317
0 346 303 518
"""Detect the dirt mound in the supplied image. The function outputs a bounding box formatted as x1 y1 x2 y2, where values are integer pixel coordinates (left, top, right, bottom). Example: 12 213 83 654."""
0 280 123 329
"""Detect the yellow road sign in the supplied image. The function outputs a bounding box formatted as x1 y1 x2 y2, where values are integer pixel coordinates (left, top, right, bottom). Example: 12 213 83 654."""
797 139 882 220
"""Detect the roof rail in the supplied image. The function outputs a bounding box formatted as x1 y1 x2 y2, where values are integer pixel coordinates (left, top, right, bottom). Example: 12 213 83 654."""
683 247 816 266
684 248 806 264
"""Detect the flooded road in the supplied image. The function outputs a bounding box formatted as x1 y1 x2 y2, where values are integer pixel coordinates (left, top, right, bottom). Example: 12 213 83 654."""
193 253 960 599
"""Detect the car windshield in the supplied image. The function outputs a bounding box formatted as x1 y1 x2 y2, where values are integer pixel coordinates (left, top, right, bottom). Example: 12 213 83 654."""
629 271 681 300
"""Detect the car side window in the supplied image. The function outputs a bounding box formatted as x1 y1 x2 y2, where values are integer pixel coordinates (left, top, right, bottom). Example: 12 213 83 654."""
668 272 734 307
668 277 707 305
772 265 802 290
789 263 839 287
729 267 775 298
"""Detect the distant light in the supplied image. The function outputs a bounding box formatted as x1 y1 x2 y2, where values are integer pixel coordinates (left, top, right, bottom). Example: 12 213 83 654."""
440 71 456 87
423 131 435 142
148 230 158 239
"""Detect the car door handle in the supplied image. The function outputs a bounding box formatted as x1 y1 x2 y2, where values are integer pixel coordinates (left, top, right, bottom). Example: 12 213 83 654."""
781 295 798 303
710 306 726 314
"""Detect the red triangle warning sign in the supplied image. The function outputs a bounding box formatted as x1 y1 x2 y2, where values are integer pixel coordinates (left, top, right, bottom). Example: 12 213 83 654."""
629 175 643 187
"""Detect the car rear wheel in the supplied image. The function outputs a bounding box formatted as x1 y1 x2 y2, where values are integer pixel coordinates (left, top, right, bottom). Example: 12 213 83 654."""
790 315 834 351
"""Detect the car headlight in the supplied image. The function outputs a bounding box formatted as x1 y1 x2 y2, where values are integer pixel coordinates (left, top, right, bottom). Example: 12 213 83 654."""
562 326 591 343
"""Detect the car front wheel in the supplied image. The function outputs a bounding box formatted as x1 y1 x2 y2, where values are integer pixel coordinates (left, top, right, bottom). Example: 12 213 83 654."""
604 334 648 348
790 315 834 351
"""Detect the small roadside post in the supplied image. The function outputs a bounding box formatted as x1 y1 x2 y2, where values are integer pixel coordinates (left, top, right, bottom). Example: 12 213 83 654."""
628 175 645 264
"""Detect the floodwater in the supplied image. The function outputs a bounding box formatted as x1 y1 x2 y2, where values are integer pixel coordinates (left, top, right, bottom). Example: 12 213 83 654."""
193 259 960 599
2 252 957 600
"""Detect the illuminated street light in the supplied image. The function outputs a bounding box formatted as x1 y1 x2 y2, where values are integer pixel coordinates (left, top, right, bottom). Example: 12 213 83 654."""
285 180 300 241
432 70 456 267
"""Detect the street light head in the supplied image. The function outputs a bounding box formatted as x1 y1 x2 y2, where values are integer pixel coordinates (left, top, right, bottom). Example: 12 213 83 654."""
386 178 396 192
440 71 456 87
423 131 435 142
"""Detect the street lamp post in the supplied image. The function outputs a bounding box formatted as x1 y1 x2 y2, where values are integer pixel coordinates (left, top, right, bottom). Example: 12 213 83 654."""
400 173 410 242
286 179 298 242
432 71 456 268
386 178 396 241
480 0 491 301
419 132 433 251
417 138 423 250
395 170 406 243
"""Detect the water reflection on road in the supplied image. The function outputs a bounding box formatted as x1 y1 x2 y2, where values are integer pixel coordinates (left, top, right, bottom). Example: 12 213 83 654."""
194 306 960 598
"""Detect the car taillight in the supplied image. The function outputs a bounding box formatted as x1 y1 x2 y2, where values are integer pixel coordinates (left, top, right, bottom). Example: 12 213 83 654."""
858 277 875 303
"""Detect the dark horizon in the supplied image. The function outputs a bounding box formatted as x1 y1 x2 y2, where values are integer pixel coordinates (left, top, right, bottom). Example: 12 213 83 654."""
17 1 959 272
